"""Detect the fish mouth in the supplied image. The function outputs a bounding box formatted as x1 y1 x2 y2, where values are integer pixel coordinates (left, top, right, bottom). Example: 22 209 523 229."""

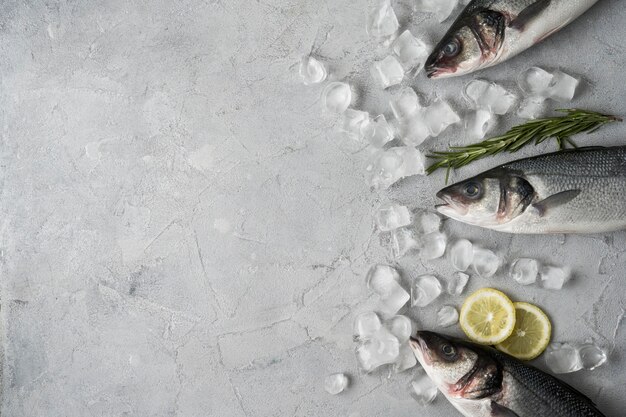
435 191 468 216
425 65 452 79
409 335 432 365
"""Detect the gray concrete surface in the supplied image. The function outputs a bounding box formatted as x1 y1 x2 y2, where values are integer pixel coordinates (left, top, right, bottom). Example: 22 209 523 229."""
1 0 625 416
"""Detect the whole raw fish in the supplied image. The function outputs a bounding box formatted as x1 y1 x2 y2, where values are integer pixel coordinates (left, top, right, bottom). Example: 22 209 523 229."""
425 0 599 78
435 146 626 234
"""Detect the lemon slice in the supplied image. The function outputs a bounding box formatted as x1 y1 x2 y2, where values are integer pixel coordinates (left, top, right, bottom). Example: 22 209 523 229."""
496 302 552 360
460 288 516 345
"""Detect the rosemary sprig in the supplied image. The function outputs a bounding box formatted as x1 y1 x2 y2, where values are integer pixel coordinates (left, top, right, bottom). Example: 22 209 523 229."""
427 109 621 178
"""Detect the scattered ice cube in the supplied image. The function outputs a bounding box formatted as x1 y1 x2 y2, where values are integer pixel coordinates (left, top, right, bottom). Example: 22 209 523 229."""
449 239 473 272
447 272 469 296
579 344 607 370
466 109 496 140
400 116 431 147
421 231 447 260
545 343 583 374
371 55 405 89
354 312 382 340
366 147 426 190
356 327 401 372
363 114 394 148
324 373 349 395
464 80 516 115
375 203 413 232
517 96 546 120
390 87 421 121
509 258 539 286
437 305 459 327
411 275 442 307
299 55 328 85
546 70 580 102
423 99 460 137
386 315 413 344
392 227 420 258
540 266 571 290
409 371 438 405
341 109 370 140
366 265 410 316
472 247 500 278
415 0 459 22
392 30 429 72
419 212 441 234
519 67 553 97
394 343 418 373
322 82 352 113
367 0 399 42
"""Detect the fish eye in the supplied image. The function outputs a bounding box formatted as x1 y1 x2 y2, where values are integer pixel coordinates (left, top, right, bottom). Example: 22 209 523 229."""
442 39 461 57
463 182 482 199
441 344 456 357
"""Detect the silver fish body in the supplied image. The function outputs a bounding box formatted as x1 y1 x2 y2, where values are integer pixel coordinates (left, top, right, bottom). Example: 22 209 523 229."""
435 146 626 234
410 331 606 417
426 0 599 78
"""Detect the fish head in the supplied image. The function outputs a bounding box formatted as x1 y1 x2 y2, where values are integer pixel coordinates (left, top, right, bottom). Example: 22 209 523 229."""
435 170 535 228
409 331 478 390
426 11 506 78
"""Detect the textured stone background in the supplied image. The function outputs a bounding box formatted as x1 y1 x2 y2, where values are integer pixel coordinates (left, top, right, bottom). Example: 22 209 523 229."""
1 0 625 416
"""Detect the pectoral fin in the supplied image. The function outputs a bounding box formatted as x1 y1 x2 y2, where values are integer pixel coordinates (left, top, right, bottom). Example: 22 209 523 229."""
532 189 581 217
491 401 520 417
509 0 552 30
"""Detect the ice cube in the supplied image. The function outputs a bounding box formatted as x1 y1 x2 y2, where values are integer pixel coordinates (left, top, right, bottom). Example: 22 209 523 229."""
400 115 430 147
519 67 554 97
579 344 607 371
447 272 469 296
466 109 496 140
341 109 370 140
509 258 539 286
363 114 394 148
546 70 580 102
390 87 421 121
540 266 571 290
423 100 460 137
421 231 447 260
411 275 442 307
415 0 459 22
371 55 405 89
449 239 473 272
366 265 410 316
324 373 349 395
354 311 382 340
419 212 441 234
356 327 401 372
392 227 420 258
322 82 352 113
375 203 413 232
367 0 399 42
386 315 413 343
392 30 429 72
472 247 500 278
517 96 546 120
409 371 438 405
299 55 328 85
366 147 426 190
394 343 418 373
463 79 489 105
545 343 583 374
464 80 516 115
437 305 459 327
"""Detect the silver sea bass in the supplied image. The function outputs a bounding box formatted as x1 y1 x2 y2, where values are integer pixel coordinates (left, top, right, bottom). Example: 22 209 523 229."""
410 331 606 417
425 0 598 78
435 146 626 234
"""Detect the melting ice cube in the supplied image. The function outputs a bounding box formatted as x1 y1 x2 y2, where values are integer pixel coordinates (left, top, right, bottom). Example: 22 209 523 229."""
366 264 410 316
421 231 447 260
546 70 580 102
299 55 328 85
464 80 516 115
447 272 469 296
363 114 394 148
579 344 607 371
411 275 442 307
449 239 473 272
419 212 441 234
367 0 399 41
366 147 427 190
356 327 401 372
392 30 429 72
540 266 570 290
437 305 459 327
466 109 496 140
390 87 421 121
375 203 413 232
394 343 418 373
400 116 431 147
353 311 382 340
324 373 349 395
472 247 501 278
509 258 539 286
392 227 420 259
371 55 405 89
341 109 370 140
386 315 413 343
519 67 554 97
517 96 546 120
322 82 352 113
415 0 459 22
545 343 583 374
409 371 438 405
423 99 460 137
